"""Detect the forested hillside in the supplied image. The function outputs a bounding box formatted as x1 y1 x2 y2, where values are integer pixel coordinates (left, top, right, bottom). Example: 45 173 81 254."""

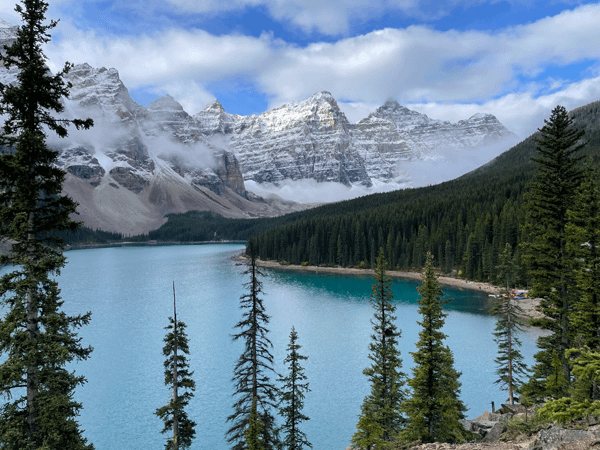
249 100 600 284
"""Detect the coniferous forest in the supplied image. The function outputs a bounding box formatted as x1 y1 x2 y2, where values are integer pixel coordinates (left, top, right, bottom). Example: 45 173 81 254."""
4 1 600 449
101 100 600 290
247 100 600 286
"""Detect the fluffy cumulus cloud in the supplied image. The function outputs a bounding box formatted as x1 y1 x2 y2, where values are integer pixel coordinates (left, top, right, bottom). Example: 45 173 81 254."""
7 0 599 138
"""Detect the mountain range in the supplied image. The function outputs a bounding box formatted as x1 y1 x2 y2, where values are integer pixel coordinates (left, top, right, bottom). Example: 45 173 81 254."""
0 19 514 234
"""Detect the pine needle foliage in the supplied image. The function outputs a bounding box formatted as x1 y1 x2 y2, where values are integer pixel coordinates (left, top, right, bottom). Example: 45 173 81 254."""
246 397 265 450
277 327 311 450
566 169 600 349
155 283 196 450
352 249 405 450
227 242 278 450
539 347 600 423
0 1 93 448
523 105 586 400
402 253 468 444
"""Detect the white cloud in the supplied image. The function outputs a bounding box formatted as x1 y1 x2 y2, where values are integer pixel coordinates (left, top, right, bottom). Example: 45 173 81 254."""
408 75 600 138
160 0 567 36
31 2 600 139
245 178 409 204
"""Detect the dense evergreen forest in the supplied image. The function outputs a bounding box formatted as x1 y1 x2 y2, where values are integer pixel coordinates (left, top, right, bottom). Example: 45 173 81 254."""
66 100 600 286
250 100 600 284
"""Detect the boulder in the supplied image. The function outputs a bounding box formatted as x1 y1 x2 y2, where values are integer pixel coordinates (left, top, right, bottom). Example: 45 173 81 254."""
532 425 600 450
481 422 507 442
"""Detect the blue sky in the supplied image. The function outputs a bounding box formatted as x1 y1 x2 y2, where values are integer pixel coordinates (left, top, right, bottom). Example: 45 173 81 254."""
2 0 600 137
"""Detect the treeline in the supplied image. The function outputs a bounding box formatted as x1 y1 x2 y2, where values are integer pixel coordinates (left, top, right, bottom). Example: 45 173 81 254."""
62 99 600 289
251 100 600 284
61 227 124 244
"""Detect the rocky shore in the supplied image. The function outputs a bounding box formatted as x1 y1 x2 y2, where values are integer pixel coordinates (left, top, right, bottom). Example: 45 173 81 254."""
345 405 600 450
239 256 543 322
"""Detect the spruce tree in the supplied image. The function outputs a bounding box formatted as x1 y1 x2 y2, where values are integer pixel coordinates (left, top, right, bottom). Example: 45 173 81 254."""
352 249 405 450
277 327 311 450
523 105 585 400
492 244 528 405
0 1 93 448
402 253 468 444
155 283 196 450
539 347 600 424
227 242 278 450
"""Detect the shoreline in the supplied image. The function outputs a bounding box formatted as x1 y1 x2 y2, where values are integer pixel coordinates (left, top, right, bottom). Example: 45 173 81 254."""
234 254 502 293
61 242 543 322
64 240 246 251
234 254 543 321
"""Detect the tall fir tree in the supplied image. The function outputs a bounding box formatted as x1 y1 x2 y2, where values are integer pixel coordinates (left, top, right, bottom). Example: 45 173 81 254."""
402 253 468 444
523 105 585 400
352 249 405 450
0 1 93 448
227 242 278 450
277 327 311 450
492 244 528 405
155 283 196 450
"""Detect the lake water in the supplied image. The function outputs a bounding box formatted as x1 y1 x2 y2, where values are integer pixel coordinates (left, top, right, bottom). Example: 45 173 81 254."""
1 243 545 450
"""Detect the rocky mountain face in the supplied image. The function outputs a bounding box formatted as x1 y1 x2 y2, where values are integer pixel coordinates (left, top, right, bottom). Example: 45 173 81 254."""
352 100 514 181
195 92 372 186
0 21 514 234
1 58 302 234
193 92 513 186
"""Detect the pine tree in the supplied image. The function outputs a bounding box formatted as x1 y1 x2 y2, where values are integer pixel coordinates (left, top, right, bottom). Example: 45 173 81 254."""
155 283 196 450
492 244 528 405
277 327 311 450
352 249 405 450
523 105 585 400
0 1 93 448
227 242 278 450
402 253 468 444
538 347 600 424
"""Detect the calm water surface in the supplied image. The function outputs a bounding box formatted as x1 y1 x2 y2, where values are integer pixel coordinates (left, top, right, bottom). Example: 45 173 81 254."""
2 244 544 450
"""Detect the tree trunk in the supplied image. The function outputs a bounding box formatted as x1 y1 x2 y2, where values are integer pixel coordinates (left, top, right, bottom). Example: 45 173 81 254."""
26 212 39 440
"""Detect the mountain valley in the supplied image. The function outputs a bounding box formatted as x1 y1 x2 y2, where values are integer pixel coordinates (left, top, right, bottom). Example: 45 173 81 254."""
1 19 515 234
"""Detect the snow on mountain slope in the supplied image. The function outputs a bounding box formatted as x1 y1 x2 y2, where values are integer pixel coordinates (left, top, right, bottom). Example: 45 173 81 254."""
0 20 516 233
195 92 372 186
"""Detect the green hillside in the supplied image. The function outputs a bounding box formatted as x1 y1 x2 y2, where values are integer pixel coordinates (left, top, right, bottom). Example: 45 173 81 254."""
248 100 600 283
90 100 600 284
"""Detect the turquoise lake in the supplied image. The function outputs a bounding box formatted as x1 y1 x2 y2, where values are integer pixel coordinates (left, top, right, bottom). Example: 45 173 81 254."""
1 243 545 449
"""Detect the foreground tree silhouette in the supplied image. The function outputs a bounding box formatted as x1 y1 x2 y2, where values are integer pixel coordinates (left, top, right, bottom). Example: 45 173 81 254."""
227 243 278 450
402 253 468 444
278 327 311 450
0 0 93 448
523 104 585 400
352 249 405 449
246 397 265 450
155 283 196 450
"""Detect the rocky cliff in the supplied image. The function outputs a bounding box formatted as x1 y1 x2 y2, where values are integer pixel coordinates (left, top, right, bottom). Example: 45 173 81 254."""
193 93 514 186
0 20 515 233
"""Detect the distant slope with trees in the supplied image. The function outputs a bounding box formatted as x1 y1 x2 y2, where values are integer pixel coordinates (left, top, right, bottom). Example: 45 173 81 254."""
248 100 600 284
68 100 600 285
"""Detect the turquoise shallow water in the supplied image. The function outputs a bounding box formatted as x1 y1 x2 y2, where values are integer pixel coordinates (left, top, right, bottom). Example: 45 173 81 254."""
1 243 544 450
